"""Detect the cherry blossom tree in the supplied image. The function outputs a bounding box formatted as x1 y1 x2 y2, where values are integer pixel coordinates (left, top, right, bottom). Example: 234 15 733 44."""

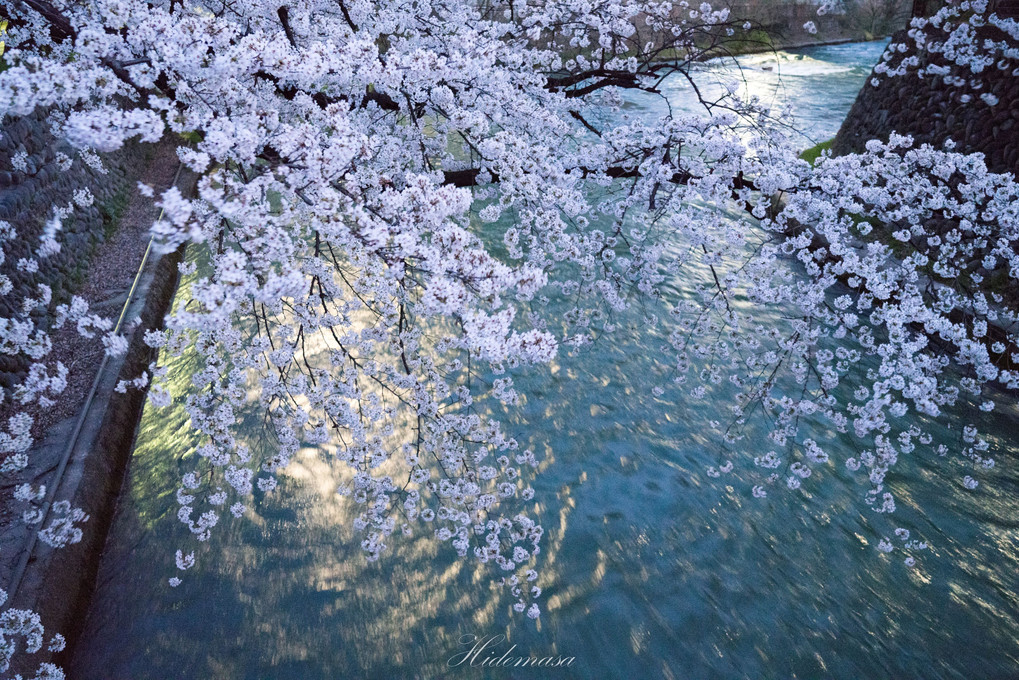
0 0 1016 675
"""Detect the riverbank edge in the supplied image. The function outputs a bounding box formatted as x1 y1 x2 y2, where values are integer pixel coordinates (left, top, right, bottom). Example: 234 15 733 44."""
5 186 191 674
697 35 875 62
42 242 184 673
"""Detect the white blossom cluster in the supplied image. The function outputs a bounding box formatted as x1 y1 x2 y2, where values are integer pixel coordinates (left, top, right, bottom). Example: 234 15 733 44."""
870 0 1017 97
0 0 1015 673
0 147 125 674
0 593 66 678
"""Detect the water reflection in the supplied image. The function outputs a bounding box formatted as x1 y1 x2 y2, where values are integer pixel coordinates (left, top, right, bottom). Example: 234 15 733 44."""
72 40 1019 680
650 40 891 144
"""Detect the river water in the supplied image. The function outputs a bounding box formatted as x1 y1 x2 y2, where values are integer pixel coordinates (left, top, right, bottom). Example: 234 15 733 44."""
71 41 1019 679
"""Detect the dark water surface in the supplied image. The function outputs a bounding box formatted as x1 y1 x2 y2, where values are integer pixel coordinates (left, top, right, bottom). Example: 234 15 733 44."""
72 41 1019 679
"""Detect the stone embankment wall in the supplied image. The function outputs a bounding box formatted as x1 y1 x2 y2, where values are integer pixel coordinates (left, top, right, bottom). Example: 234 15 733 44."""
0 108 191 674
0 109 137 388
731 1 891 43
828 24 1019 374
832 29 1019 176
717 0 909 55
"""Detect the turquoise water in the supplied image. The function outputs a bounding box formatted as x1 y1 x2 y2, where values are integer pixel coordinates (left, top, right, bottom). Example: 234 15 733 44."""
71 41 1019 679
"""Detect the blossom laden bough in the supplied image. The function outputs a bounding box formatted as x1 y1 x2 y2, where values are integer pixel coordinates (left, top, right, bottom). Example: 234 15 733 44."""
0 0 1015 674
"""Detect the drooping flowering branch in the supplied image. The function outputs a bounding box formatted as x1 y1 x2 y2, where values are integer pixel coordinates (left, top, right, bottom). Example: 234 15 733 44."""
0 0 1015 675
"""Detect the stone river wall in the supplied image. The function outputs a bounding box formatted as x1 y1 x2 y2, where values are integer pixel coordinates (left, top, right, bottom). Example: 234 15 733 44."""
832 29 1019 176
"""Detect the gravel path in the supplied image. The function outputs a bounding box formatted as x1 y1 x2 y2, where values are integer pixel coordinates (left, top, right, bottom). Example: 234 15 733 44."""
0 138 181 564
24 141 180 439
